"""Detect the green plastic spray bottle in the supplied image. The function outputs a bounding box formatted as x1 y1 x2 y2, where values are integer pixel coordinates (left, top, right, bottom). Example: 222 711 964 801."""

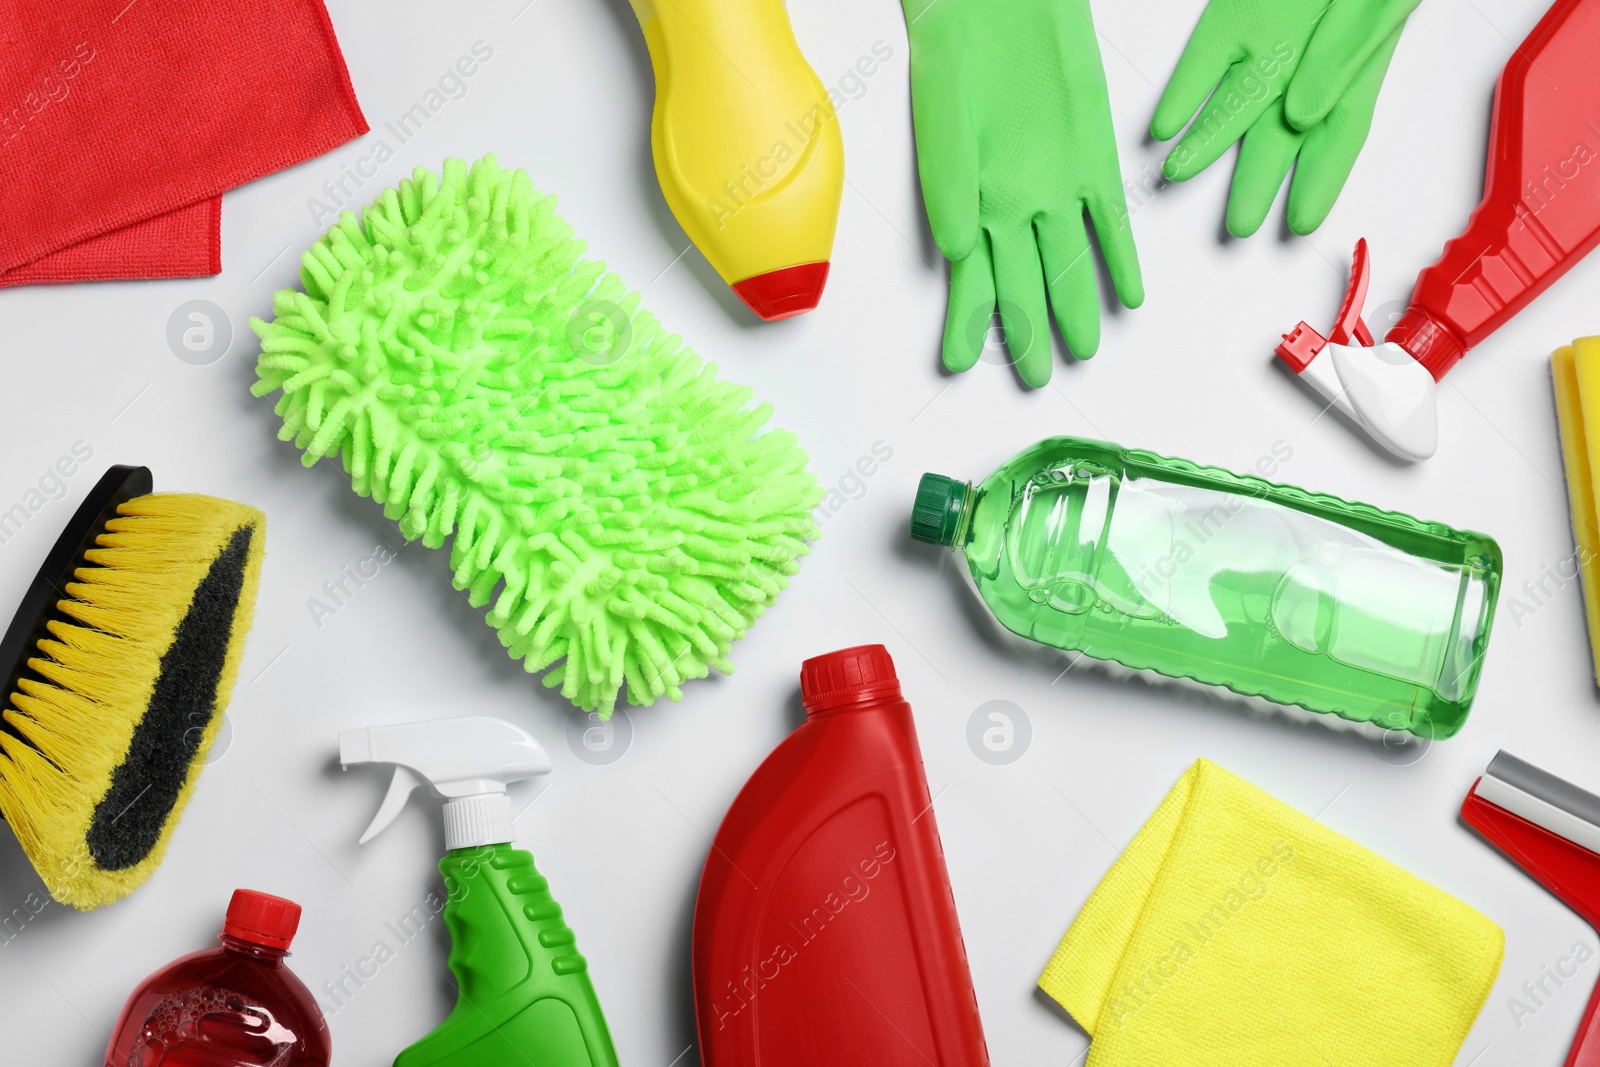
339 717 619 1067
911 437 1501 738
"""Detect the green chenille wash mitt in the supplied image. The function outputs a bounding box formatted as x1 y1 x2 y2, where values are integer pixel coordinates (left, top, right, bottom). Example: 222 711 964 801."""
251 156 821 715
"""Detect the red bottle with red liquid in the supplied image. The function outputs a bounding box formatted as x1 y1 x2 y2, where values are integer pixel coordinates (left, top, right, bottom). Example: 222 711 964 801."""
104 890 331 1067
1278 0 1600 461
692 645 990 1067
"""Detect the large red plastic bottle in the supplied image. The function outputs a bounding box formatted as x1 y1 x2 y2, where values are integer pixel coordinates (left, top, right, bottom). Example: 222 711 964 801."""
692 645 990 1067
104 890 331 1067
1390 0 1600 378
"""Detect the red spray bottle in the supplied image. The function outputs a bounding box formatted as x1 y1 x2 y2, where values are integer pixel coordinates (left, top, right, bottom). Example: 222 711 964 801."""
692 645 990 1067
1277 0 1600 461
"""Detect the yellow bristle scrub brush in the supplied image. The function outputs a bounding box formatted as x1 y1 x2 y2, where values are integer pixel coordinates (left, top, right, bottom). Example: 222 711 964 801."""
0 465 264 910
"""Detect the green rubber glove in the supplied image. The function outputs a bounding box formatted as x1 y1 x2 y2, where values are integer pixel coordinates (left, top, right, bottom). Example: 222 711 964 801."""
1154 0 1419 237
903 0 1143 388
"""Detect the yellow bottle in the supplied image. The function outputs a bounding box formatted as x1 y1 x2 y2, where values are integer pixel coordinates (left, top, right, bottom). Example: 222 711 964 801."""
630 0 844 320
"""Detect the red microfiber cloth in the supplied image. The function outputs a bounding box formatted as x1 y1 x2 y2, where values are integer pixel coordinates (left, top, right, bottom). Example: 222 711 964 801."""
0 0 368 287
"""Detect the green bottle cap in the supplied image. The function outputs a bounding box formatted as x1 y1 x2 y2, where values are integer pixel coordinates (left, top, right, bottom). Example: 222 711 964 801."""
910 473 967 546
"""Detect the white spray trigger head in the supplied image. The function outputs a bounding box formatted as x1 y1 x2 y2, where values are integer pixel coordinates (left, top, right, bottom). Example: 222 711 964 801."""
339 716 553 850
1325 341 1438 461
1275 237 1440 462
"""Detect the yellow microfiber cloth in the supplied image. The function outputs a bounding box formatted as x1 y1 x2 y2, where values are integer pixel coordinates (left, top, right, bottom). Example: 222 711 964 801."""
1553 336 1600 684
1039 759 1502 1066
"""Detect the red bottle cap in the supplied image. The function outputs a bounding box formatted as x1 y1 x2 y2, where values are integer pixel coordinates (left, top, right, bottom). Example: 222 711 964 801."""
223 889 301 950
730 262 830 321
800 644 900 715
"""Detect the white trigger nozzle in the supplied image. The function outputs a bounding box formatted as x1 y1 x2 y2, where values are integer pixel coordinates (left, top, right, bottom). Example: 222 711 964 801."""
337 717 553 851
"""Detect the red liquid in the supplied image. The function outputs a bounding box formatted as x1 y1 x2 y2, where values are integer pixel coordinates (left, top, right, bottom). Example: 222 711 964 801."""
104 936 330 1067
1391 0 1600 378
693 645 990 1067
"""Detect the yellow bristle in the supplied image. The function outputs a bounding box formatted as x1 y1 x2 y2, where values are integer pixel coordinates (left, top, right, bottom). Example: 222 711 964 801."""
0 492 264 910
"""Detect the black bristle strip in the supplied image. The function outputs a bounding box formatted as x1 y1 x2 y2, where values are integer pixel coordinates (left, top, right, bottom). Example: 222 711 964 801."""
85 525 253 870
0 466 153 758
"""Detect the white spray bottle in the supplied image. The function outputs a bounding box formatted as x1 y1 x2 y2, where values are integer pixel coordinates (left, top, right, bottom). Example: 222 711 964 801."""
339 716 618 1067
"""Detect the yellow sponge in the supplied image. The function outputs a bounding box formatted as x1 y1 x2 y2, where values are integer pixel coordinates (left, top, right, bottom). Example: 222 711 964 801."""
1553 337 1600 685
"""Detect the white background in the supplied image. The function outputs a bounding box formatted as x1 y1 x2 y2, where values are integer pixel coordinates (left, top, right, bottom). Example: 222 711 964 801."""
1 0 1596 1063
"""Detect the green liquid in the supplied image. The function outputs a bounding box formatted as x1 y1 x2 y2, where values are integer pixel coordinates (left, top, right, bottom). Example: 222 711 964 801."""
930 438 1500 738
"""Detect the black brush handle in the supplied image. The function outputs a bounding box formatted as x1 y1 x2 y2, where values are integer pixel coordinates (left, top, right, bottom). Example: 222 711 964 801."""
0 465 152 729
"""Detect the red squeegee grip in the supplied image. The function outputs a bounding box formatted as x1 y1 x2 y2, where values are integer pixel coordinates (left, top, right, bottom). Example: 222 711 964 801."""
1570 978 1600 1067
1461 786 1600 927
1462 782 1600 1067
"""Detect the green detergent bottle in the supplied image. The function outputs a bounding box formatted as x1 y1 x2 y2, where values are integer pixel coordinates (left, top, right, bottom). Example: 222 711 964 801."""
339 717 619 1067
910 437 1501 737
